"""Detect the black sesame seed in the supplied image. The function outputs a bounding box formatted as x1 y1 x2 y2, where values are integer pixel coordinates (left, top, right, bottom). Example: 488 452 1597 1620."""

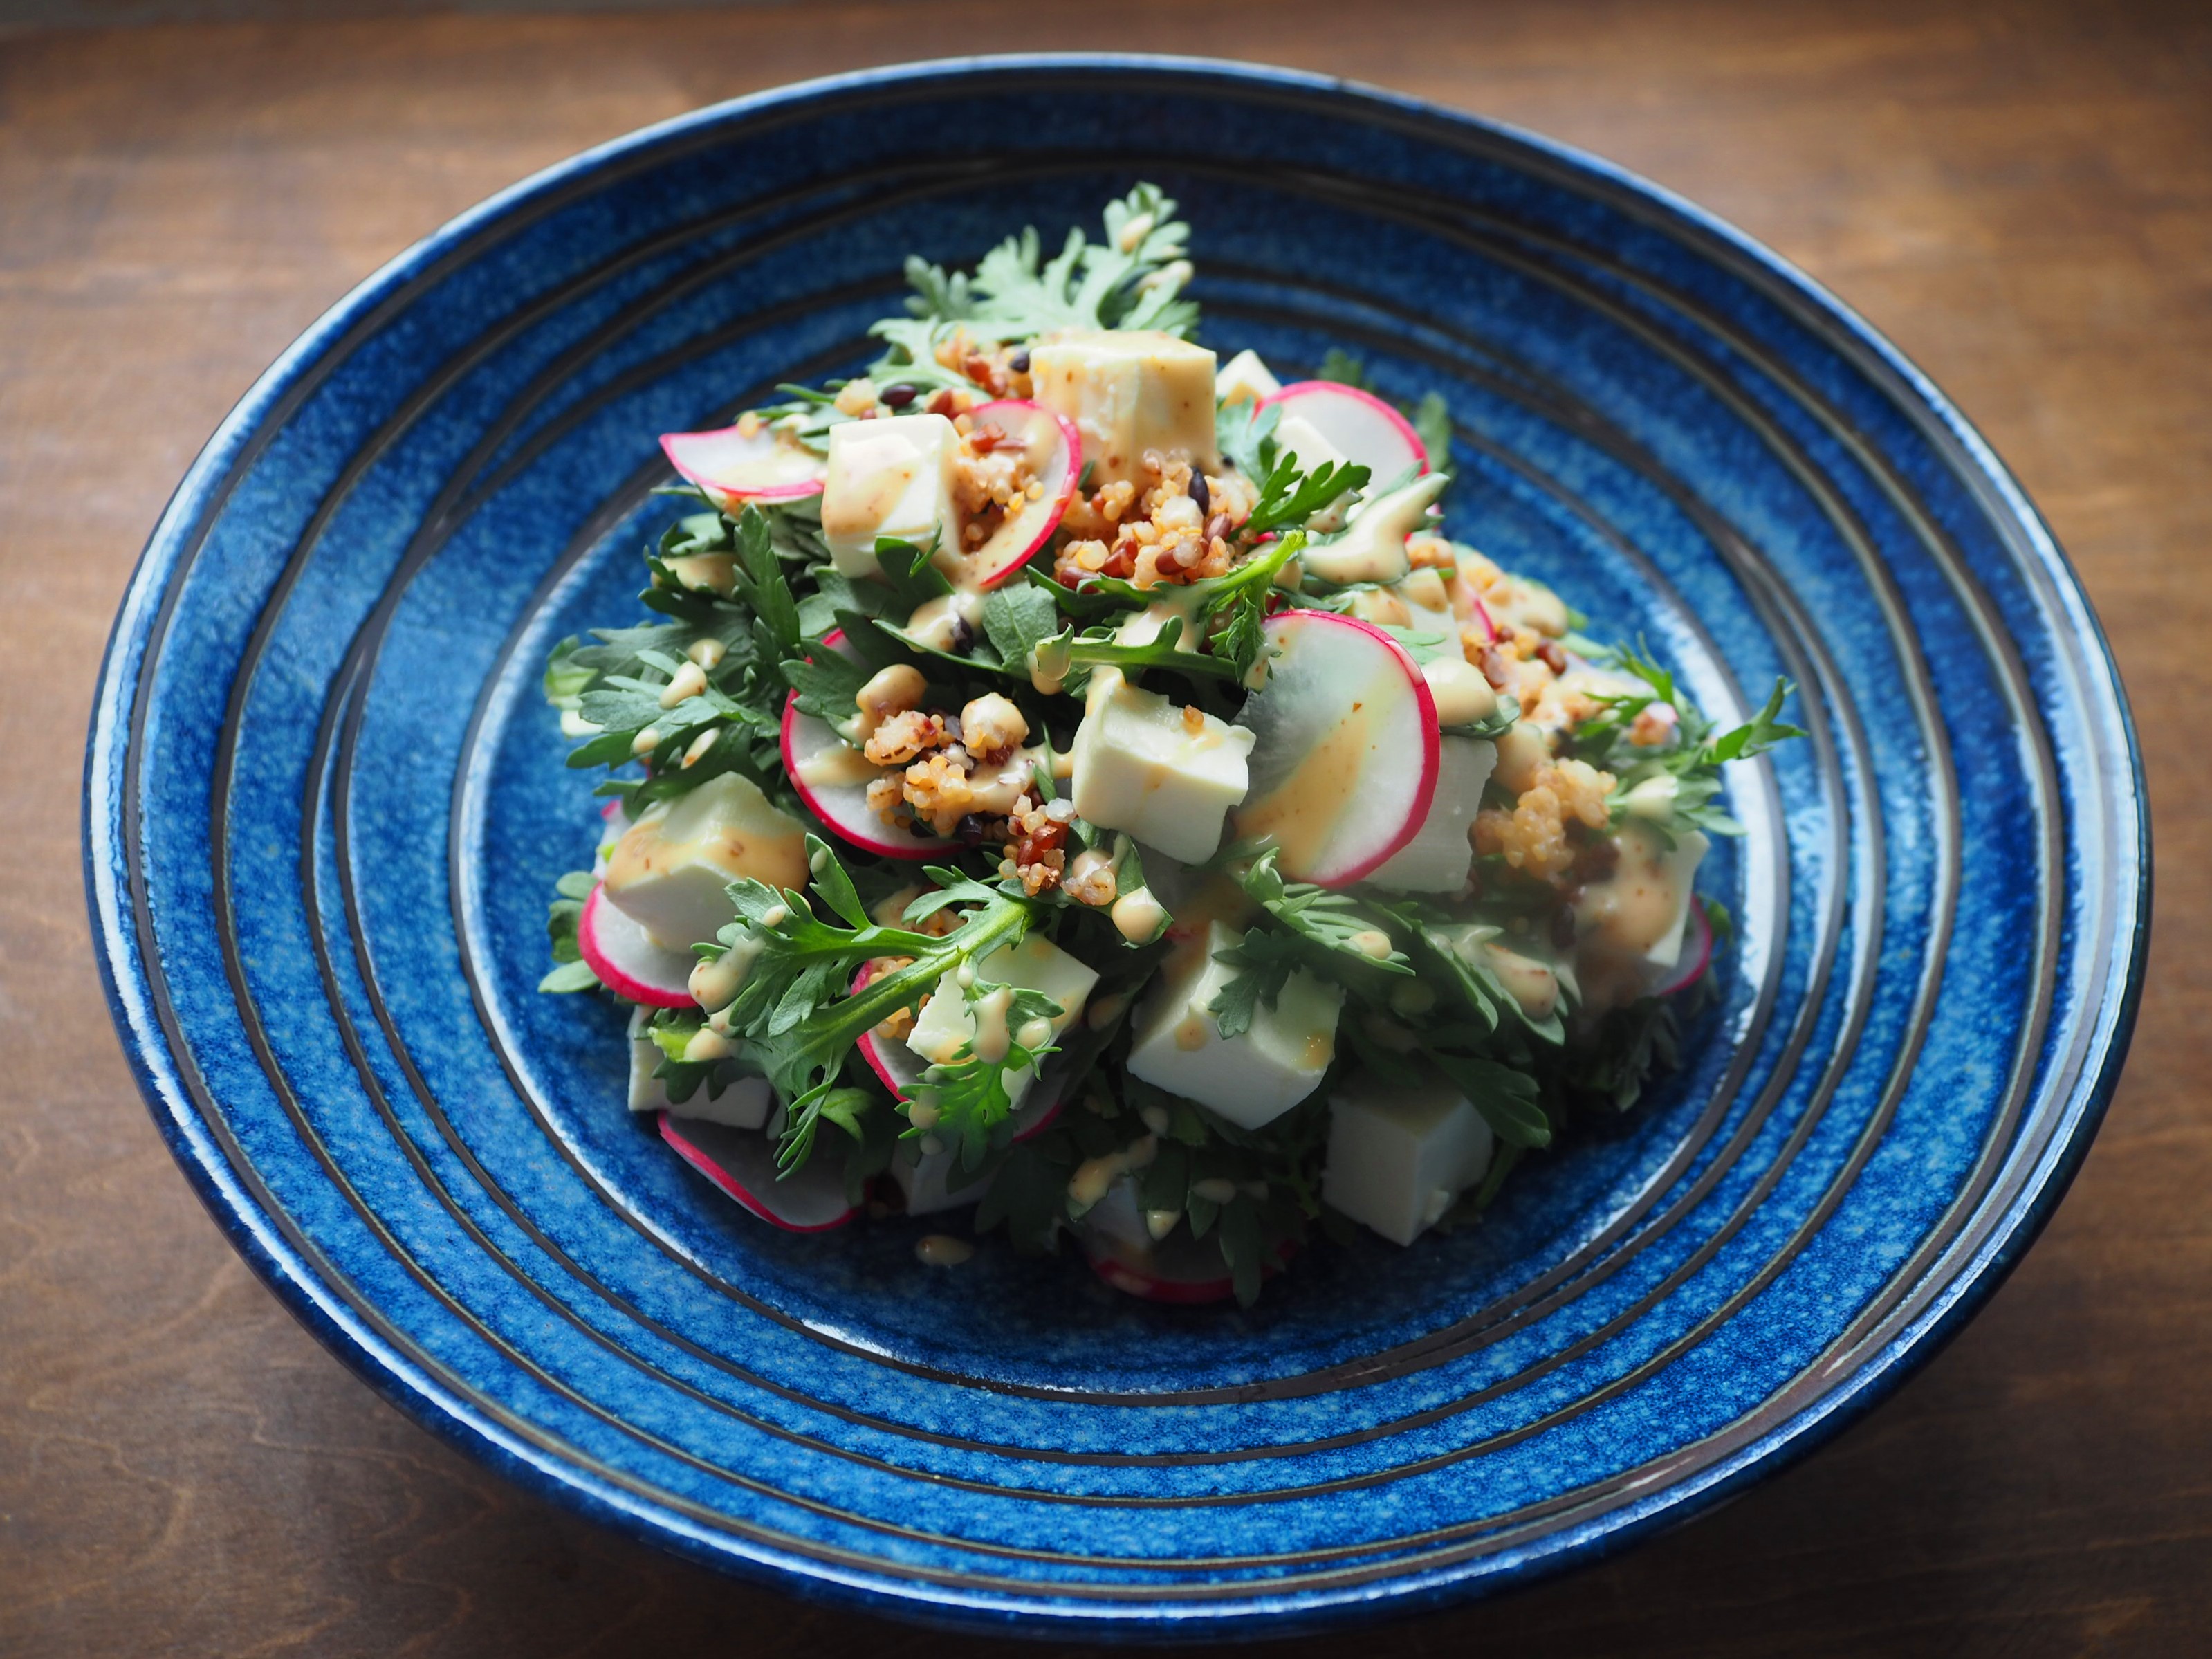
1008 351 1031 374
881 384 917 408
1188 472 1210 515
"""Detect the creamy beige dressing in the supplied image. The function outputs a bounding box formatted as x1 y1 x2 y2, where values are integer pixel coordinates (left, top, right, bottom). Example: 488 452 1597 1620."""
794 742 884 790
904 589 984 651
681 1027 732 1063
1479 939 1561 1023
1068 1133 1158 1209
1231 699 1379 874
689 933 766 1011
970 984 1015 1065
1573 823 1707 964
1116 589 1207 651
661 553 736 595
914 1234 975 1267
1086 989 1130 1030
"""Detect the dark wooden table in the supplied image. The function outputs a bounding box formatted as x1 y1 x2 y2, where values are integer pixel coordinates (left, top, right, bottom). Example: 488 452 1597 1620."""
4 2 2207 1652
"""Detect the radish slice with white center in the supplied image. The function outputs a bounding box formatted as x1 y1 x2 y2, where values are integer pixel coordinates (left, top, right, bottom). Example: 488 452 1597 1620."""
1231 611 1440 887
576 883 694 1008
1652 904 1714 999
658 1113 856 1231
956 400 1081 587
779 630 955 861
1260 381 1428 482
660 423 825 505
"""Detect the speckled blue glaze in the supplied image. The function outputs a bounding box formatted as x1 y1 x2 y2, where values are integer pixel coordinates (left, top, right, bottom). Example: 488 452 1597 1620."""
86 57 2146 1637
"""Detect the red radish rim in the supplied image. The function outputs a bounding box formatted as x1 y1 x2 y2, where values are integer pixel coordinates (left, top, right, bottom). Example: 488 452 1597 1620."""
959 400 1083 587
576 884 694 1009
1260 381 1428 475
1655 903 1715 998
659 425 825 503
1080 1234 1293 1305
1253 609 1441 888
1087 1254 1235 1305
658 1113 856 1233
1462 588 1497 644
778 629 956 861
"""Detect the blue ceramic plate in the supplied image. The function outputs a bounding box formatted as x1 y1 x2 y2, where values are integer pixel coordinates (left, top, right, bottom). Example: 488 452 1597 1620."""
86 56 2146 1637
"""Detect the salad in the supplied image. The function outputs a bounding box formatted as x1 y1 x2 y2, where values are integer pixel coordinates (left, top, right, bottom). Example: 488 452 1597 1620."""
540 185 1799 1305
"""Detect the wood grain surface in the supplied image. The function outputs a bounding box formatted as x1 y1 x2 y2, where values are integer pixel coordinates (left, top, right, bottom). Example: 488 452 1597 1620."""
3 1 2207 1653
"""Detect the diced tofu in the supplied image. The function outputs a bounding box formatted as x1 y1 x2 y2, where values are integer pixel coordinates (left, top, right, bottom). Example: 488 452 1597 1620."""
1125 921 1342 1130
1030 330 1217 486
625 1007 771 1128
1300 470 1447 587
906 933 1099 1111
1322 1070 1493 1245
1070 670 1255 865
1215 347 1282 406
819 413 960 578
601 771 809 949
1368 735 1496 892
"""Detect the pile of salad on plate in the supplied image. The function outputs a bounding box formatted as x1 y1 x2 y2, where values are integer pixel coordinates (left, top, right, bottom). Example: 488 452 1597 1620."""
540 185 1800 1305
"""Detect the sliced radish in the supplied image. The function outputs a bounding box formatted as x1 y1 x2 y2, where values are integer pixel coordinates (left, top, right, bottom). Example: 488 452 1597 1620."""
1076 1179 1289 1305
577 883 694 1008
658 1112 855 1231
1261 381 1427 482
956 400 1080 587
1450 576 1497 645
1231 611 1440 887
660 423 825 505
1652 904 1714 999
779 630 955 861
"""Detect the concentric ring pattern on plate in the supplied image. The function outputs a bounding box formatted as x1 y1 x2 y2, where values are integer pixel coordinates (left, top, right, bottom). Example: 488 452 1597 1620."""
86 55 2146 1635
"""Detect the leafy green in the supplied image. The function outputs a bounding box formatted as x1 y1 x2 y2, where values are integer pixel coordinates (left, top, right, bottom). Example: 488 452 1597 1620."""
912 980 1066 1169
1217 398 1372 537
540 869 600 993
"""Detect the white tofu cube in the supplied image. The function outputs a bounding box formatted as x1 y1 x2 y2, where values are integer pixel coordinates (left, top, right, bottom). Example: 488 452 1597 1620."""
601 771 809 949
1214 347 1282 406
1368 735 1496 892
1125 921 1343 1130
819 412 960 578
1322 1070 1493 1245
905 933 1099 1110
625 1007 772 1128
1030 330 1217 486
1070 670 1255 865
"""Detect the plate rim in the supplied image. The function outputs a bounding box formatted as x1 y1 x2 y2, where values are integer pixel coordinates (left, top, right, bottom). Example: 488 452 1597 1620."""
82 51 2150 1636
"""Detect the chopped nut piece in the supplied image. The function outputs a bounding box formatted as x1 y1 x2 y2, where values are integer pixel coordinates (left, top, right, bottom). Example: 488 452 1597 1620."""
959 693 1031 760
